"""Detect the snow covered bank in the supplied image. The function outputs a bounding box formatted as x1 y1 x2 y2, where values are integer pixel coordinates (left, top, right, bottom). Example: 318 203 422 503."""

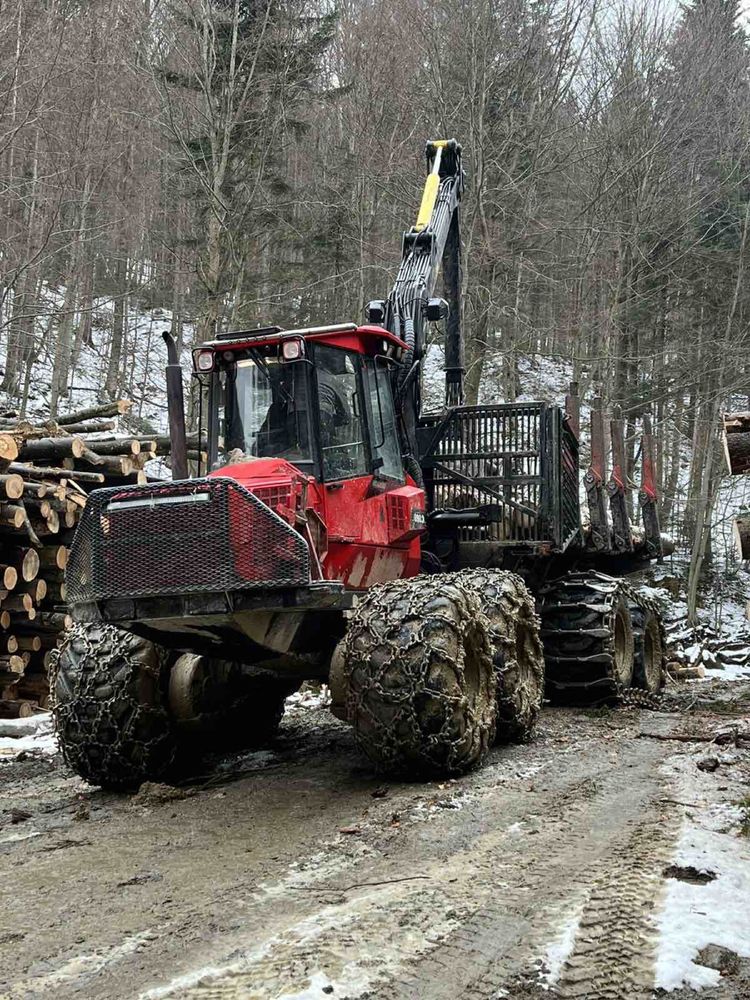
654 742 750 990
0 712 57 764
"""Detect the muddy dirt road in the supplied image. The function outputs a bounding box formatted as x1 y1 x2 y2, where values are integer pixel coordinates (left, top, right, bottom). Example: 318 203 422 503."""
1 683 749 1000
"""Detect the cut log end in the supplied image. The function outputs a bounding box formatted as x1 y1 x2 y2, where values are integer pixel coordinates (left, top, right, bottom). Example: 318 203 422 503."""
734 516 750 561
723 413 750 475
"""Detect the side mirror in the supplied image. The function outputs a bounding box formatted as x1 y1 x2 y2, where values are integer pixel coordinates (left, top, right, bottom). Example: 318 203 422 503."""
366 300 387 324
426 297 449 322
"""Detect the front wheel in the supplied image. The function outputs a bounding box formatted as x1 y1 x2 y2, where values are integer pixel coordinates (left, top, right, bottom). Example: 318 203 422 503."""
455 569 545 742
52 623 175 790
338 574 496 776
169 653 298 748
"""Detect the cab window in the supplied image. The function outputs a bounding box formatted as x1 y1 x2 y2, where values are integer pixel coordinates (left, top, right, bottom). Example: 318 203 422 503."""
363 358 404 482
314 345 368 480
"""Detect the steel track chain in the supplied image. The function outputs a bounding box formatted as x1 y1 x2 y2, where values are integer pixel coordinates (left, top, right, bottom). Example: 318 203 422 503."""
540 572 666 706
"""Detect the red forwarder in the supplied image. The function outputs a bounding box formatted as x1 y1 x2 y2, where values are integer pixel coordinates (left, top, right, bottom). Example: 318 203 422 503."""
56 141 667 789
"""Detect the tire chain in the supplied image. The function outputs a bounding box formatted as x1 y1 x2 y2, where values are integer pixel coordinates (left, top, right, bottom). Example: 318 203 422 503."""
453 568 545 742
540 572 666 705
50 622 176 789
340 573 497 776
628 589 667 696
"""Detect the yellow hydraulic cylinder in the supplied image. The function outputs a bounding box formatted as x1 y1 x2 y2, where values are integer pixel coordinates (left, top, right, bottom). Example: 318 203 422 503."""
414 142 446 231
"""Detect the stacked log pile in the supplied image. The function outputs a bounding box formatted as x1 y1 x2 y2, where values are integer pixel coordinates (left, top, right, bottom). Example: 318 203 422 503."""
0 399 175 718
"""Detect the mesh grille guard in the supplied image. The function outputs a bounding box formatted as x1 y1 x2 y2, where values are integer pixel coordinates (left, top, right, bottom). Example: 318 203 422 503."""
66 477 310 606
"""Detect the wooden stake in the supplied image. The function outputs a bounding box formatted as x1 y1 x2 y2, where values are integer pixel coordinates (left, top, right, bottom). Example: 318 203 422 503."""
8 463 104 484
38 546 67 571
0 504 25 529
2 593 33 612
0 699 34 718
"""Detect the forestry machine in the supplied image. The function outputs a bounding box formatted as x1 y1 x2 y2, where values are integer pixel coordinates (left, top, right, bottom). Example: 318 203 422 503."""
55 140 666 789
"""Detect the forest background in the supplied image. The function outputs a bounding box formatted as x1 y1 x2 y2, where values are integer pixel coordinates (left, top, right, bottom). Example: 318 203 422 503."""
1 0 749 621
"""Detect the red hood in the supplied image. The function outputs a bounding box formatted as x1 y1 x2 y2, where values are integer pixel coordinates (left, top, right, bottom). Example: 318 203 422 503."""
207 457 304 489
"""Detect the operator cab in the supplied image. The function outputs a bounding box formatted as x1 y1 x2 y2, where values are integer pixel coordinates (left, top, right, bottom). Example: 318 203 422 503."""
193 324 407 485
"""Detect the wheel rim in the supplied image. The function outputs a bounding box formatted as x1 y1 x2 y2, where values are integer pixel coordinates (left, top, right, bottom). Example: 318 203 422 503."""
613 604 634 688
168 653 205 722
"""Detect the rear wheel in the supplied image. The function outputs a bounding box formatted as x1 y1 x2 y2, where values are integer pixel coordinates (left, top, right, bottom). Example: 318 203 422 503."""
339 574 496 776
52 623 175 790
540 572 635 704
631 604 666 693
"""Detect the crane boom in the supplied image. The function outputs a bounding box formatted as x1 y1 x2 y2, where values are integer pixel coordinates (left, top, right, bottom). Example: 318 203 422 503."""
367 139 465 412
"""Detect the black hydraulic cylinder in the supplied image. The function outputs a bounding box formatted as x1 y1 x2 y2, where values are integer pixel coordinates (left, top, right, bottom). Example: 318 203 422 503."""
443 213 465 407
162 330 189 481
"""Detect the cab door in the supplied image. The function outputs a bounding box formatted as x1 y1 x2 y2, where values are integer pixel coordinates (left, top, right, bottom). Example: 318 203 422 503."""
313 344 423 587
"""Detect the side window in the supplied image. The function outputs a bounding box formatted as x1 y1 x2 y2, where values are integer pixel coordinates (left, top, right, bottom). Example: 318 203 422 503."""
364 359 404 482
315 345 368 480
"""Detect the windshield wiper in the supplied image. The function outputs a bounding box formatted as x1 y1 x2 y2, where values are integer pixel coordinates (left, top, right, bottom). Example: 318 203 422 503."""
247 348 294 406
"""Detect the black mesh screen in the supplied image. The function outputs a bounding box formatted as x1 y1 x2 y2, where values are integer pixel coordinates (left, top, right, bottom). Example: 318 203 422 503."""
421 404 547 543
420 402 581 551
66 477 310 605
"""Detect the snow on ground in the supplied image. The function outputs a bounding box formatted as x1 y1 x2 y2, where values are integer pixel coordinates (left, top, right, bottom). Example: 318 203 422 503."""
285 684 331 711
541 900 586 985
0 712 57 765
654 747 750 991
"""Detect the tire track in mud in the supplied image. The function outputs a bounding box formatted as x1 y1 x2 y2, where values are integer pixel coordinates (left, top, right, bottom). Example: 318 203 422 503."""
0 709 683 1000
554 817 674 1000
141 722 677 1000
140 884 466 1000
370 735 676 1000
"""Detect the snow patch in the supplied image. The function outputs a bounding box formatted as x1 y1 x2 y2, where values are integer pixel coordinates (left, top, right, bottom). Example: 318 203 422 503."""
654 752 750 991
0 724 57 765
0 712 51 739
542 900 586 984
285 684 331 710
28 930 156 992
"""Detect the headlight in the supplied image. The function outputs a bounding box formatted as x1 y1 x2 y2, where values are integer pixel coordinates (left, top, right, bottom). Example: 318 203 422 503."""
193 349 215 372
282 339 304 361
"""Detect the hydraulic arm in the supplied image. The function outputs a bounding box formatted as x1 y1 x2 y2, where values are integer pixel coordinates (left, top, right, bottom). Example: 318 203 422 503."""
367 139 465 417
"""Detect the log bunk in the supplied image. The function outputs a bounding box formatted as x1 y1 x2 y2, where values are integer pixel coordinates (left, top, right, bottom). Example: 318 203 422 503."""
0 399 186 718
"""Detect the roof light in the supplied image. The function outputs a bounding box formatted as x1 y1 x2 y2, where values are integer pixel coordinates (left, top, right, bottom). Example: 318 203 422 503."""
193 349 215 372
282 339 304 361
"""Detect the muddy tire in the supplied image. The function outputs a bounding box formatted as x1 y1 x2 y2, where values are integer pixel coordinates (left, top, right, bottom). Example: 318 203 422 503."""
540 572 635 704
340 574 496 776
456 569 545 742
51 623 175 790
169 653 297 748
631 604 666 694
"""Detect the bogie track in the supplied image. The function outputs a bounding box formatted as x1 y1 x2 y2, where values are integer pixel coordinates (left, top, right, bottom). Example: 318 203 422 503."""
539 571 664 705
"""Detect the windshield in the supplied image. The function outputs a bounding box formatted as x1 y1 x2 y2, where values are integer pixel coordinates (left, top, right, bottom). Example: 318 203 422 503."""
218 356 312 466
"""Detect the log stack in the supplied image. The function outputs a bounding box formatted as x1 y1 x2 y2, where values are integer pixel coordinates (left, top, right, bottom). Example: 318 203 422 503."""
0 399 180 718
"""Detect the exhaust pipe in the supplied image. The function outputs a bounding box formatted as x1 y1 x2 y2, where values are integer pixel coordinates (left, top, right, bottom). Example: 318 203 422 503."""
162 331 189 481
